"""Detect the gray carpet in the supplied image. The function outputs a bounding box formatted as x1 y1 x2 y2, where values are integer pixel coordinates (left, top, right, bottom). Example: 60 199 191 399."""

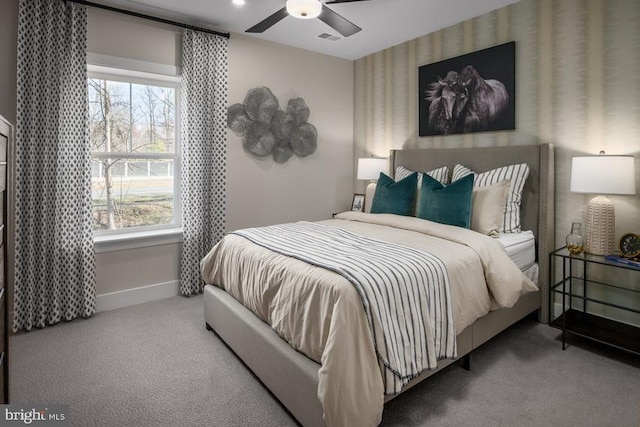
10 295 640 427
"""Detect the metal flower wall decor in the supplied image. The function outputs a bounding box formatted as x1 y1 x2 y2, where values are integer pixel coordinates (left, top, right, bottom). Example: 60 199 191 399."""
227 87 318 163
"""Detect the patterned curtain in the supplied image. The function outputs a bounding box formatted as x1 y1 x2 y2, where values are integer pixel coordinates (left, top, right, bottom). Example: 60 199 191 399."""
14 0 96 331
180 30 228 295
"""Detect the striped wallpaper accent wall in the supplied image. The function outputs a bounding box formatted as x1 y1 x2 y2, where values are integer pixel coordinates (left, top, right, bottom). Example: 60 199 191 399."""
354 0 640 251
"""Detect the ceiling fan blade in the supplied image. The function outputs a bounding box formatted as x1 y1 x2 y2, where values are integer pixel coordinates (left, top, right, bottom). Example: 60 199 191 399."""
318 5 362 37
246 7 288 33
325 0 372 4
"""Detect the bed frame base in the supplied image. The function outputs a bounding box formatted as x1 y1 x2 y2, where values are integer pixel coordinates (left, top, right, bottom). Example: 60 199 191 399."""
204 144 553 425
204 285 325 427
462 354 471 371
204 284 540 426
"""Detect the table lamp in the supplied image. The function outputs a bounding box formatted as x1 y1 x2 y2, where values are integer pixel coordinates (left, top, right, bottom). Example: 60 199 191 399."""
357 157 387 213
570 153 636 255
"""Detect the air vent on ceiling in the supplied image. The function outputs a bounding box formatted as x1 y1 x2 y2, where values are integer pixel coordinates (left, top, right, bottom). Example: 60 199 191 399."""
317 33 341 42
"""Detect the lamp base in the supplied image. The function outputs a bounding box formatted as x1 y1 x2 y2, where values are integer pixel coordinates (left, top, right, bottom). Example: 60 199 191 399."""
584 195 615 255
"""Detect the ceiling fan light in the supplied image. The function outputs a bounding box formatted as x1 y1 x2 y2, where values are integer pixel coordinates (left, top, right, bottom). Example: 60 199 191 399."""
286 0 322 20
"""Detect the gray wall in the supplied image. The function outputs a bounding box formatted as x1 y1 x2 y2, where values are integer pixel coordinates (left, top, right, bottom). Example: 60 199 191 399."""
227 33 353 231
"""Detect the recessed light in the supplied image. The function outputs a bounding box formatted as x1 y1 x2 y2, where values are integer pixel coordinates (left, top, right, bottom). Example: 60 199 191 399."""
232 0 245 5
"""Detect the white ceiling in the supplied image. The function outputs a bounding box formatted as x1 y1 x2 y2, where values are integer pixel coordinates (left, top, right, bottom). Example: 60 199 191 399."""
101 0 520 60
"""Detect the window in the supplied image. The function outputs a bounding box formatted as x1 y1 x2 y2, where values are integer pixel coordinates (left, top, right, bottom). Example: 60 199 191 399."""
87 71 180 233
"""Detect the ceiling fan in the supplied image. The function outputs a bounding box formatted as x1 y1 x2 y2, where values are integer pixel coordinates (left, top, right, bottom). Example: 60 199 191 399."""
246 0 372 38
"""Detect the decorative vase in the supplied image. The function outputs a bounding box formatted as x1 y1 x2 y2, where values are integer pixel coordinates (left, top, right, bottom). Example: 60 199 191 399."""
566 222 584 255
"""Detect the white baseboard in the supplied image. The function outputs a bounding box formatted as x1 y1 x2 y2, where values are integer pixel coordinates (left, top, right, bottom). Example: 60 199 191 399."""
96 280 180 313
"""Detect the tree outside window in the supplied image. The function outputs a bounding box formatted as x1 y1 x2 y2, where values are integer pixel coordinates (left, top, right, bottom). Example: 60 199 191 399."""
87 75 179 231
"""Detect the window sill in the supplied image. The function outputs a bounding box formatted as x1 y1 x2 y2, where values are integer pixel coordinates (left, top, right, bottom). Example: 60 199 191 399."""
94 228 183 254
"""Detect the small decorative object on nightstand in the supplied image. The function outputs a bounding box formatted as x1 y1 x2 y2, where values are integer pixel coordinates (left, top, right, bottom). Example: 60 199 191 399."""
618 233 640 259
351 194 365 212
565 222 584 255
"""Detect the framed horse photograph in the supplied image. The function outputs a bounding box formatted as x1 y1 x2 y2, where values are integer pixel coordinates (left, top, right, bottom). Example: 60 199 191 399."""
418 41 515 137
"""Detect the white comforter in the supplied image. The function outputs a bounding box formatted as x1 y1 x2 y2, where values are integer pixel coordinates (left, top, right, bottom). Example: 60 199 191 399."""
201 212 537 427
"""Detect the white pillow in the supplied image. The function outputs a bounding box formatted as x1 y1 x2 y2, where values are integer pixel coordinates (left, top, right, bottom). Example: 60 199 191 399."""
453 163 529 233
471 179 510 237
395 165 449 186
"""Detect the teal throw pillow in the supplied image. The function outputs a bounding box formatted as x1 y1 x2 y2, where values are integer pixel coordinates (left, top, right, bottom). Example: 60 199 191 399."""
416 173 474 228
370 172 418 216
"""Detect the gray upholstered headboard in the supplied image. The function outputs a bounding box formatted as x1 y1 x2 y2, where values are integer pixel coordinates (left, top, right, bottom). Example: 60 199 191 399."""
390 144 555 322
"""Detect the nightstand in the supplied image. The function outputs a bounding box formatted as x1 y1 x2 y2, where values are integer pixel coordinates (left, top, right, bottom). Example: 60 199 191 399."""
548 247 640 355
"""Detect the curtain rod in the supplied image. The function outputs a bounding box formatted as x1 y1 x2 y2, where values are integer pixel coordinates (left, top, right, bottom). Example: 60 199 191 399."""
66 0 230 39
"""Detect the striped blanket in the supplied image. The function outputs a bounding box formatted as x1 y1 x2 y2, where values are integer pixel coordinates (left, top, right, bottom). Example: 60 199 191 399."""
232 221 456 393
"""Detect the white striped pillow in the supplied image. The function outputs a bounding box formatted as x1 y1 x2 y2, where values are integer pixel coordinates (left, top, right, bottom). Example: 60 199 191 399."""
452 163 529 233
395 165 449 187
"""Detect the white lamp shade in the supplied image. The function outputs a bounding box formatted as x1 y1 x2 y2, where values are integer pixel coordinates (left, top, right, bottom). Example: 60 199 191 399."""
286 0 322 19
357 158 387 181
570 155 636 195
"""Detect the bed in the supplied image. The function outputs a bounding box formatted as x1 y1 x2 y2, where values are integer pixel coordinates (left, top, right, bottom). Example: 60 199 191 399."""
202 144 554 427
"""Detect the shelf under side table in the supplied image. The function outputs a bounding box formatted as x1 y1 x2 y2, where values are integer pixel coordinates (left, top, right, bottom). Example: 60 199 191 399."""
550 309 640 355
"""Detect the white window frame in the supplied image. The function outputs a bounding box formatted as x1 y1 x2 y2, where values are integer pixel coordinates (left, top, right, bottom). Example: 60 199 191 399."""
87 65 182 249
